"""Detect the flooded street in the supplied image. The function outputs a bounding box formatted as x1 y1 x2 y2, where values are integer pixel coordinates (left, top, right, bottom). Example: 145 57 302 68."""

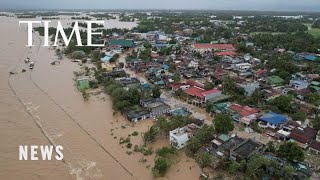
0 16 202 180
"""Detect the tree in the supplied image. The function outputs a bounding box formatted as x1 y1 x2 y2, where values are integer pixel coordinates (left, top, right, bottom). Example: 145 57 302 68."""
152 157 169 177
305 93 320 106
222 76 236 94
290 111 306 122
246 155 271 179
205 103 214 113
174 89 185 97
277 141 304 162
265 141 276 153
248 89 263 105
312 116 320 130
186 125 215 155
204 81 214 90
127 88 141 105
90 50 100 62
156 147 176 158
172 74 181 83
143 42 152 49
168 63 176 73
270 95 293 113
228 161 240 173
142 125 159 145
152 86 161 98
186 137 202 155
195 152 213 169
214 114 234 134
155 116 168 136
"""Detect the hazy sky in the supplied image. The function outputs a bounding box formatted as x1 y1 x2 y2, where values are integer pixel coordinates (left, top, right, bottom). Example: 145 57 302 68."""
1 0 320 12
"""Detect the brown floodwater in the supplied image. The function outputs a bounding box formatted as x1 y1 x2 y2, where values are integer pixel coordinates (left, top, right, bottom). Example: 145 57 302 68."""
0 16 203 180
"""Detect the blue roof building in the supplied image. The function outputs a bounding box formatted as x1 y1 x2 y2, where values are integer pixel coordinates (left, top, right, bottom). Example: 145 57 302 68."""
162 64 169 70
155 80 165 86
142 83 151 89
101 56 112 62
304 55 317 61
289 79 309 90
259 112 287 129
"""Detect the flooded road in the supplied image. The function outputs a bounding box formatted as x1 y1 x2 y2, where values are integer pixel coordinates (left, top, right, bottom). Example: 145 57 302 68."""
0 18 136 180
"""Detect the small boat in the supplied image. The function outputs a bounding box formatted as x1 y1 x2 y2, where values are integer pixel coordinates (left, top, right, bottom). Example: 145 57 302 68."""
25 57 30 63
29 62 34 69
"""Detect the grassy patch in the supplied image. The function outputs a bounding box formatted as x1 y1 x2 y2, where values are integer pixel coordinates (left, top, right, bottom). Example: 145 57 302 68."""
308 28 320 38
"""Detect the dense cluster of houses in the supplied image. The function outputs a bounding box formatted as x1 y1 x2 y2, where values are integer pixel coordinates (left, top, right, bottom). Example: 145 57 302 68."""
91 24 320 177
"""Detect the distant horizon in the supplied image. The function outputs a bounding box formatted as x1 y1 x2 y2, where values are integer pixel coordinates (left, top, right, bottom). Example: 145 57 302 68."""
1 0 320 13
1 8 320 14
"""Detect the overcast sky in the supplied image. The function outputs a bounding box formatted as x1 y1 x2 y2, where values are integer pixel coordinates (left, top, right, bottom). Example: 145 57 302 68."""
1 0 320 12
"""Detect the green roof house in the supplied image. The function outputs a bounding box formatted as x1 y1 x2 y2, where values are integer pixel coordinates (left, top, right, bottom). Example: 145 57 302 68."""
310 81 320 92
267 76 284 86
76 77 90 91
109 39 134 48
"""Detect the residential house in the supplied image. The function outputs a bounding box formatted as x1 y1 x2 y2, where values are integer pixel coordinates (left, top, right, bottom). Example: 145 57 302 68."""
304 55 317 61
104 69 127 78
233 63 252 73
140 98 171 117
101 62 116 72
246 42 254 47
188 60 199 68
254 69 266 79
100 55 112 63
122 106 151 123
289 80 309 90
184 86 222 106
126 58 142 68
307 74 320 81
229 139 264 161
310 81 320 92
118 77 141 89
239 82 260 96
211 134 231 147
289 127 317 149
168 83 190 91
215 51 237 57
207 136 245 168
228 104 259 125
109 39 135 48
267 76 285 86
107 45 122 53
276 120 300 140
169 123 200 149
170 107 192 117
258 112 288 129
309 131 320 154
192 43 235 53
76 76 90 91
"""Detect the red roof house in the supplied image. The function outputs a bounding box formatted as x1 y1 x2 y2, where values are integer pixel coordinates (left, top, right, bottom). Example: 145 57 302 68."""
214 51 237 57
186 80 205 89
228 104 259 125
184 86 222 106
289 127 317 148
309 140 320 154
193 44 235 51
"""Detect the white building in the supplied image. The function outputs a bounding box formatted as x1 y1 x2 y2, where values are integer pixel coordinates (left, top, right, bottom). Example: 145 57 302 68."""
188 61 199 68
233 63 252 72
169 124 199 149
